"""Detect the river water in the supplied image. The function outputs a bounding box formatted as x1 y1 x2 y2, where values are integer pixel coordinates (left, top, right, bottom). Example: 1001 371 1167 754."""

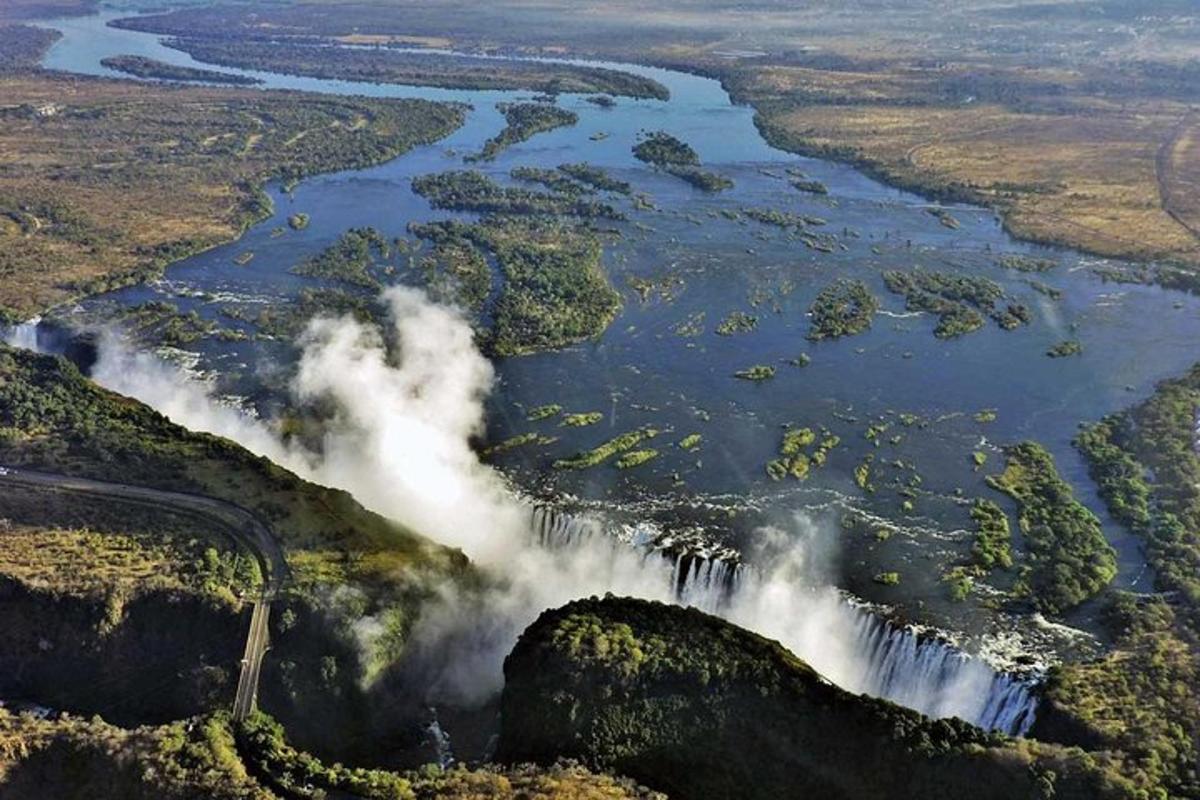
29 10 1199 658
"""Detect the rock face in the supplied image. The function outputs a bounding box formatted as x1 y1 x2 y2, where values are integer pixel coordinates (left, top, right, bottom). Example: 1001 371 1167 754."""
498 596 1137 800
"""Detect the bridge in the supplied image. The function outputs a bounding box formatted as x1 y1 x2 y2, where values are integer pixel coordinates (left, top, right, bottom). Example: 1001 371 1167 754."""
0 466 287 721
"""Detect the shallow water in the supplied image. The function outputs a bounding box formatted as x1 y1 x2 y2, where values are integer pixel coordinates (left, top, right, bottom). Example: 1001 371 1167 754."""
33 10 1200 638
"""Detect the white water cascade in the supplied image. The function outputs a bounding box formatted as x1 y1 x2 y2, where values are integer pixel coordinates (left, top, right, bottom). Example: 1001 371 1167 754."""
528 506 1039 736
1 317 41 351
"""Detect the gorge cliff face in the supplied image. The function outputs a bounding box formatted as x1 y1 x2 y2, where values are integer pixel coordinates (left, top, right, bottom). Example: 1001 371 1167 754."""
498 596 1137 800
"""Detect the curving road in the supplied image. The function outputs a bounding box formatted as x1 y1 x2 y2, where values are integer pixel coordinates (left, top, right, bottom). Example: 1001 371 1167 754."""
0 465 287 721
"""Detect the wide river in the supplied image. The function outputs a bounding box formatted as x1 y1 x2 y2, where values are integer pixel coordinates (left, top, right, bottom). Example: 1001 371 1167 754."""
33 9 1200 645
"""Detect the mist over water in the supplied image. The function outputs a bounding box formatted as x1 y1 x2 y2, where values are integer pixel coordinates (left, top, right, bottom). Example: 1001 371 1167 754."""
68 287 1035 732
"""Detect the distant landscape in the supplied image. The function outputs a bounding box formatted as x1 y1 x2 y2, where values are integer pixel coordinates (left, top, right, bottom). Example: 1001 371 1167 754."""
1 1 1199 798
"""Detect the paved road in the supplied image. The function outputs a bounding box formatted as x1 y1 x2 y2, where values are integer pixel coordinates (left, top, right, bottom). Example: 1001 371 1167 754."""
0 466 287 720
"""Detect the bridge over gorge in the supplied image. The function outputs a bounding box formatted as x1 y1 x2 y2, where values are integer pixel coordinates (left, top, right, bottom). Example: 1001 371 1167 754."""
0 466 287 722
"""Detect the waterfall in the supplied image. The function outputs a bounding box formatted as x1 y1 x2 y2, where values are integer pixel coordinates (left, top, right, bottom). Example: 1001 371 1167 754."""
528 503 1039 736
2 317 41 350
843 609 1037 736
424 711 455 769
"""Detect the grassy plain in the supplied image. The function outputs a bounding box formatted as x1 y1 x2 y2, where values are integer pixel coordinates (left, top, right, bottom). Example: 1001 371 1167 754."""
0 73 463 320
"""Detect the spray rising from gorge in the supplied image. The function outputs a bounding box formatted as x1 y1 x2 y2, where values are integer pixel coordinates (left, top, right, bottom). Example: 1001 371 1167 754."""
10 287 1037 734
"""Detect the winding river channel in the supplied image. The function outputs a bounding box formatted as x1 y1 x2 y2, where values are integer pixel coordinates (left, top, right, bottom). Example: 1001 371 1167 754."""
26 8 1200 689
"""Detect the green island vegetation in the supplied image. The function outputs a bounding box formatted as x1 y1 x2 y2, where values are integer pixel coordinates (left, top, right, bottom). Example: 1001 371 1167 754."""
470 102 578 161
0 73 464 320
0 708 663 799
715 311 758 336
986 442 1117 614
632 131 732 191
734 364 776 381
1000 254 1058 273
511 165 591 196
499 596 1140 800
411 217 620 355
58 300 229 349
526 403 563 421
411 170 623 219
1027 279 1063 300
807 279 879 340
970 498 1014 570
616 449 658 469
100 55 262 85
873 571 901 585
247 287 380 340
678 433 702 451
157 37 669 98
482 431 557 456
1048 340 1083 358
408 220 493 313
882 269 1031 338
287 213 310 230
558 162 631 194
1028 363 1200 797
790 177 829 194
587 94 617 108
291 226 390 288
975 409 998 423
742 207 826 231
553 427 658 470
941 566 975 602
766 426 839 481
562 412 603 427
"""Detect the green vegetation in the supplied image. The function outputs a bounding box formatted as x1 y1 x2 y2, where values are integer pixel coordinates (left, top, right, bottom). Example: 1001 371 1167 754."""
291 226 389 288
482 431 557 456
410 218 621 355
1074 367 1200 620
0 708 663 799
633 131 698 167
1000 254 1058 273
766 426 838 481
678 433 702 451
562 411 603 427
0 73 463 318
411 170 622 219
882 269 1030 338
157 37 669 98
499 596 1140 800
287 213 310 230
1048 340 1083 358
471 102 578 161
511 165 591 196
970 498 1013 570
807 279 879 340
873 571 900 585
790 177 828 194
249 287 379 340
715 311 758 336
526 403 563 421
986 442 1116 614
1033 595 1200 799
734 364 775 381
554 428 658 470
632 131 731 191
616 449 658 469
559 162 631 194
100 55 262 85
